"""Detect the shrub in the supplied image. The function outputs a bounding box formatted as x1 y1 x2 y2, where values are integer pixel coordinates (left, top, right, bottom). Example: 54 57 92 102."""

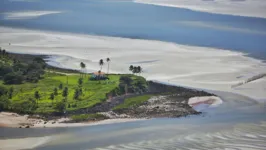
0 86 8 96
0 66 13 78
11 100 36 113
3 72 24 84
120 75 133 85
0 95 10 111
55 101 66 113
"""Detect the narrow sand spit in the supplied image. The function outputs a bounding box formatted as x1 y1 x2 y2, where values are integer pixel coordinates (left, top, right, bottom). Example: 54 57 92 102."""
1 27 265 100
2 11 62 20
188 96 223 108
134 0 266 18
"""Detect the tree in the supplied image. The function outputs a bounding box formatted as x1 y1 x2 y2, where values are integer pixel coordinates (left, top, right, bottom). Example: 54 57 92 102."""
62 87 68 101
120 75 133 85
133 66 138 75
0 66 13 77
129 65 134 73
55 101 65 113
99 59 104 71
137 66 142 75
78 78 83 87
34 91 40 100
3 72 24 84
106 58 110 75
2 49 6 56
80 62 86 77
73 89 80 100
49 93 55 104
34 91 40 105
8 87 14 99
0 95 10 111
28 98 37 109
54 88 58 96
59 83 63 90
79 88 83 96
0 86 8 96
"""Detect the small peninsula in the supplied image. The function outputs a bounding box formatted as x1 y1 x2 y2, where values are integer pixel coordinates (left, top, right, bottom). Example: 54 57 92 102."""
0 49 219 128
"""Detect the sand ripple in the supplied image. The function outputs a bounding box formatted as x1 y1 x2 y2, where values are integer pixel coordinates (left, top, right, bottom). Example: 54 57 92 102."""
92 122 266 150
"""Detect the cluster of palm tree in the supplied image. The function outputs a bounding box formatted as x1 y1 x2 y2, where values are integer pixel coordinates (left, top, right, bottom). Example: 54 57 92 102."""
79 57 111 78
99 58 111 74
129 65 143 75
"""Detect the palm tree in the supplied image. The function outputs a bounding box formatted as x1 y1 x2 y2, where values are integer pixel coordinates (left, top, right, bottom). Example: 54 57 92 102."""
137 66 142 75
80 62 86 78
73 89 80 100
99 59 104 71
83 63 86 77
34 91 40 105
106 58 110 75
133 66 138 75
62 87 68 102
129 65 134 73
49 93 55 104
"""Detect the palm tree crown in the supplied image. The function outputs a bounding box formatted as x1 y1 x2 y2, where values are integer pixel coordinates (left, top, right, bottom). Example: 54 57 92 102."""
99 59 104 71
129 65 134 72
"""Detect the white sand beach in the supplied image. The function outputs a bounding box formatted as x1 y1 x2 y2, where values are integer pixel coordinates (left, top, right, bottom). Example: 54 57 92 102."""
1 27 265 100
0 112 145 128
134 0 266 18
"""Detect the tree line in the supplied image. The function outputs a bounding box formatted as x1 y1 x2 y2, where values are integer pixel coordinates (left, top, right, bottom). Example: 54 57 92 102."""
129 65 143 75
0 48 46 84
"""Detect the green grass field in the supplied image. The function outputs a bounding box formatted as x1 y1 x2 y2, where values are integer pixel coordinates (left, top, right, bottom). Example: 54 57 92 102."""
113 94 153 110
0 72 121 113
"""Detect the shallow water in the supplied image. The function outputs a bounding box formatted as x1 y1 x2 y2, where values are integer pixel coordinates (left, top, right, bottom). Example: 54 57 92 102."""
0 0 266 59
1 91 266 149
0 0 266 149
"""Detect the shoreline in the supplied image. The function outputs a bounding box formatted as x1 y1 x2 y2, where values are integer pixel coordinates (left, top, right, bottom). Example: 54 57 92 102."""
0 51 221 128
0 94 221 128
0 112 147 128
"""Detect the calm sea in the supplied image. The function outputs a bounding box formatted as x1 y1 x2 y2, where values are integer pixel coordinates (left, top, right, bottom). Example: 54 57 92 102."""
0 0 266 59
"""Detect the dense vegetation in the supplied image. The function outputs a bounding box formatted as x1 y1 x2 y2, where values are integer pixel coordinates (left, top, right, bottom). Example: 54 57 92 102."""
0 48 46 84
0 49 147 115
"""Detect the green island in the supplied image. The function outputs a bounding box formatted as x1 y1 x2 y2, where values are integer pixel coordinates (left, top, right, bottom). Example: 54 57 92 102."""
0 49 147 115
0 48 214 127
